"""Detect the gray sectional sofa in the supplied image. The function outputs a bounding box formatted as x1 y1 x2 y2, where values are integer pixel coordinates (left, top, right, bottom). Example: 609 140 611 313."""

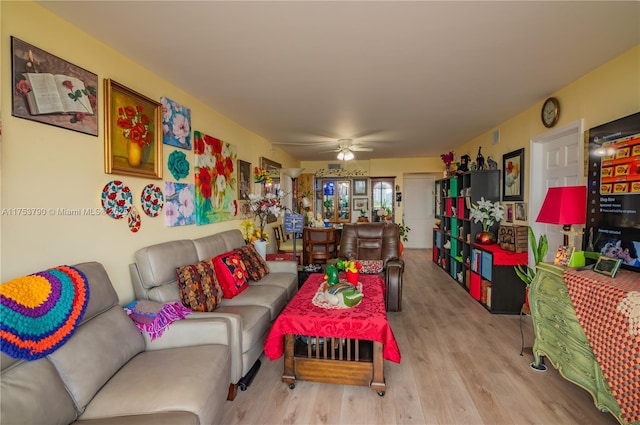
1 262 232 425
129 229 298 399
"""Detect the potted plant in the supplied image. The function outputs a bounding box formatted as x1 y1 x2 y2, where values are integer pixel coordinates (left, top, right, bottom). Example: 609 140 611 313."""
514 226 548 308
357 209 369 222
397 221 411 254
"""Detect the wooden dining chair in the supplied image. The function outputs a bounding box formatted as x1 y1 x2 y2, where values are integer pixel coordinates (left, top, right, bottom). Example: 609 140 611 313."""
303 227 337 265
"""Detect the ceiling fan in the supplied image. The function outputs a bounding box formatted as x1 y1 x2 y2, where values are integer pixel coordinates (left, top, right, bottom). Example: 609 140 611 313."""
332 139 373 161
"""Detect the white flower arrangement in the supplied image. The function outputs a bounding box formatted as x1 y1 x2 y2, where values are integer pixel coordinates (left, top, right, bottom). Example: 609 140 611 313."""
470 197 505 231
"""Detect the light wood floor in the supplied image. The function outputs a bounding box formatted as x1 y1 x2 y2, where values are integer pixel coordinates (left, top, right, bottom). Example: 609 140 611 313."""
219 249 620 425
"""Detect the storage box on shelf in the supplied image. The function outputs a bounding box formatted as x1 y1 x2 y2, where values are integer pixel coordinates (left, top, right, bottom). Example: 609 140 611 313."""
433 170 526 314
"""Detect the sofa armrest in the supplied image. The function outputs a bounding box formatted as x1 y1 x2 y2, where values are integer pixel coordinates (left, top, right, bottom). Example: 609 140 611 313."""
266 260 297 274
144 316 231 351
385 259 404 312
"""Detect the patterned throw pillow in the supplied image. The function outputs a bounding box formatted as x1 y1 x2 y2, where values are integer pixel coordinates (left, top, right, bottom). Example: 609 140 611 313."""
176 260 223 311
212 251 250 299
358 260 384 274
235 244 270 281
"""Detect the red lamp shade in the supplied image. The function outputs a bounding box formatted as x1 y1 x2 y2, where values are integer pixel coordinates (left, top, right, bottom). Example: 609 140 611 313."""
536 186 587 225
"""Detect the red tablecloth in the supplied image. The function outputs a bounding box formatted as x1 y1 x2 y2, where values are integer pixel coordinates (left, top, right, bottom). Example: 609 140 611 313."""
563 268 640 423
264 274 401 363
472 243 528 266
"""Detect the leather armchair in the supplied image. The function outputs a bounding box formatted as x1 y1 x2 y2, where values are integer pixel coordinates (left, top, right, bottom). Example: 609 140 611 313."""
338 223 404 312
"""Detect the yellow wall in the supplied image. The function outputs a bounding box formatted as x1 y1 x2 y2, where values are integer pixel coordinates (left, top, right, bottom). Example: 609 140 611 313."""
0 1 298 301
456 44 640 205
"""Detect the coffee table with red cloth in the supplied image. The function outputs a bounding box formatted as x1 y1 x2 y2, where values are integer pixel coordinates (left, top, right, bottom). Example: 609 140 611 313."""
264 273 400 395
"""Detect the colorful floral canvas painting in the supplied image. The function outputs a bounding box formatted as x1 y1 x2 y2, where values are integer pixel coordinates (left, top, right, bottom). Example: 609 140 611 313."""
165 182 195 227
161 97 191 149
194 131 238 225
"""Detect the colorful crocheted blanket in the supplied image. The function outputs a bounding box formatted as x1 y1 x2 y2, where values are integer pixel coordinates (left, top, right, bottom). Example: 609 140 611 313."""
0 265 89 361
124 300 192 341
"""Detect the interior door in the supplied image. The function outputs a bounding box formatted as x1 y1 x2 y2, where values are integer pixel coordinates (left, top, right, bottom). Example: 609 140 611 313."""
530 120 584 263
403 175 434 248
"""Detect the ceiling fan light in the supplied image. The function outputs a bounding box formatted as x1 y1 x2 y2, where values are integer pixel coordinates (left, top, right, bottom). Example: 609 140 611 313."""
344 151 354 161
337 151 345 160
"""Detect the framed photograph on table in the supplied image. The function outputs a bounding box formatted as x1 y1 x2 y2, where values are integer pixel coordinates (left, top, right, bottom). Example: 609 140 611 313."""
515 202 527 221
593 256 623 278
505 203 514 223
502 148 524 201
104 79 162 179
353 178 368 196
11 36 98 136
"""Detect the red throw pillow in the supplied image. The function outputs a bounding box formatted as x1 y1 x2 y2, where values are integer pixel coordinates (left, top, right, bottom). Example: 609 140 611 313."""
175 260 223 311
235 244 269 281
212 251 250 298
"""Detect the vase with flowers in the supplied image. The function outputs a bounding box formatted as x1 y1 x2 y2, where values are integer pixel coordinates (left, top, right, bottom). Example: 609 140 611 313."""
440 151 455 177
336 259 363 285
117 104 153 167
244 192 285 258
470 197 505 244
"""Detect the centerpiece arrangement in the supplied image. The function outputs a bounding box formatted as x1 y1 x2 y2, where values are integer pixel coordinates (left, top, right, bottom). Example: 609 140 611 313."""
470 197 505 244
241 192 284 258
316 264 364 308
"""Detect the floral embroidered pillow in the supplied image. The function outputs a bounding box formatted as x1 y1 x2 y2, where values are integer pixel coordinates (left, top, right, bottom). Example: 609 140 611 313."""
175 260 223 311
358 260 384 274
235 244 269 281
212 251 250 299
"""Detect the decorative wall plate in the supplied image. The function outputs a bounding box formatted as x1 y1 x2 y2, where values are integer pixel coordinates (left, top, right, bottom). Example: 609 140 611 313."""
127 206 141 233
101 180 132 219
141 183 164 217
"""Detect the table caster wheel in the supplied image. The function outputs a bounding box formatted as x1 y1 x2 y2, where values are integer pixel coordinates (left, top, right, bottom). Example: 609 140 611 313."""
289 383 296 389
377 391 385 397
239 383 247 391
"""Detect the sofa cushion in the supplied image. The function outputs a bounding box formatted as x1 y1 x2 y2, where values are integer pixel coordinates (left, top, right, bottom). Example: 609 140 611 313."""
212 252 249 299
358 259 384 274
79 345 230 425
175 260 223 311
0 354 78 425
48 307 145 413
235 244 269 281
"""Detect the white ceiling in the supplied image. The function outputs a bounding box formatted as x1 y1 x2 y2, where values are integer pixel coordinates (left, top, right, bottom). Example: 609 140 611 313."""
39 1 640 162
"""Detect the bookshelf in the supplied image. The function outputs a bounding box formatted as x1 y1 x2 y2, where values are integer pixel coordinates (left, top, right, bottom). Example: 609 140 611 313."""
433 170 527 314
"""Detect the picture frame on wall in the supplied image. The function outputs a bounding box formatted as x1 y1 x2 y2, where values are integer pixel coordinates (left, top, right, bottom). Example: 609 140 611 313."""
353 178 368 196
502 148 525 201
104 79 162 179
260 157 281 197
353 198 368 211
11 36 99 136
237 159 251 200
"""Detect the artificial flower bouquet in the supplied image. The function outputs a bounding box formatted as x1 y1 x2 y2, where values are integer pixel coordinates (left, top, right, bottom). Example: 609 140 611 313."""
254 167 272 184
470 197 505 231
336 259 363 273
240 219 270 243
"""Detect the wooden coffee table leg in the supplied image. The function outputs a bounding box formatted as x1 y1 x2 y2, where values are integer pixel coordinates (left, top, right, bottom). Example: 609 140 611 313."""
282 334 296 388
370 341 386 395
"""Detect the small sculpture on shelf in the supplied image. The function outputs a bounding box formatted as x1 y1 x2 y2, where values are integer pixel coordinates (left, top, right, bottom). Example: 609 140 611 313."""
459 154 471 172
476 147 485 170
487 156 498 170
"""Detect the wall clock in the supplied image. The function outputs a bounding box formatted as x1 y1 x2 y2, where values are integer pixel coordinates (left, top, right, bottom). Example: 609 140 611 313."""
541 97 560 128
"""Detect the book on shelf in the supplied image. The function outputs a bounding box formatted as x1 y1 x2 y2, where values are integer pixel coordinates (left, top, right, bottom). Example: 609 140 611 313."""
23 73 94 116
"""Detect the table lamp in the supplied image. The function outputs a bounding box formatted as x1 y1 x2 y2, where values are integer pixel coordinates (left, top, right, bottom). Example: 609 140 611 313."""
535 185 587 247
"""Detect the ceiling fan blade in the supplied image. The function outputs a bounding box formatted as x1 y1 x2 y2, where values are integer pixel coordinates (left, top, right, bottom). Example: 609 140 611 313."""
351 146 374 152
272 140 336 146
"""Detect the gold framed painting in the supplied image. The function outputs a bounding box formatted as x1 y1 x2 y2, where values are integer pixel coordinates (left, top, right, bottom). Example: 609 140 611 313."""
104 79 162 179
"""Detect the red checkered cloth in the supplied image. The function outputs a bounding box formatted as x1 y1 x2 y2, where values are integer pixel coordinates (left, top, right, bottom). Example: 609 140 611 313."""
563 268 640 423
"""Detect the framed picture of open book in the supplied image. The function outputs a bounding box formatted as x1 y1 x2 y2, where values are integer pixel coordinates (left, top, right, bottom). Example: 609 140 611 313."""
11 37 98 136
104 79 162 179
